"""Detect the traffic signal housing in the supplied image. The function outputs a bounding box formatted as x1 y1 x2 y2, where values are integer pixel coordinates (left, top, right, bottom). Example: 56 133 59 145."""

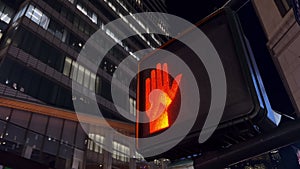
136 8 281 161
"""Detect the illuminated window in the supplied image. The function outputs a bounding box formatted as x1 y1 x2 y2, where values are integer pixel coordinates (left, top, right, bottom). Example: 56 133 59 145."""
62 57 101 94
94 134 104 153
133 99 136 116
0 1 14 24
77 65 85 84
129 98 136 116
71 62 78 80
88 134 104 153
40 13 50 29
112 141 130 162
30 7 42 24
89 73 96 91
25 5 50 29
63 57 72 76
16 5 73 45
76 1 98 24
25 5 33 19
136 0 141 6
87 134 94 150
76 2 87 15
83 69 90 88
135 152 144 161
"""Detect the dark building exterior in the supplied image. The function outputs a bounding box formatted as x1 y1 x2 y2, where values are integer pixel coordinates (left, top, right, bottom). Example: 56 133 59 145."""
0 0 169 169
253 0 300 115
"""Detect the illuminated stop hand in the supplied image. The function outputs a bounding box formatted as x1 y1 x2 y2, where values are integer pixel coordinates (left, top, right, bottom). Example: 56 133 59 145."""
146 90 172 121
145 63 182 133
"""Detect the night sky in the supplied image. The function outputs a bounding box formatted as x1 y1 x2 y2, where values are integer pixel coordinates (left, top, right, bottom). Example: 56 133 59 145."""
165 0 295 116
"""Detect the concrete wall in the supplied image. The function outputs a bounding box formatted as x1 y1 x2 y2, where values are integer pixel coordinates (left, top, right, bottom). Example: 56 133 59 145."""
274 34 300 113
252 0 300 114
252 0 284 39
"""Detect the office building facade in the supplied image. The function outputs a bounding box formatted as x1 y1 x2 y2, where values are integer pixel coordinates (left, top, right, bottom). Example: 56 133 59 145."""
0 0 168 168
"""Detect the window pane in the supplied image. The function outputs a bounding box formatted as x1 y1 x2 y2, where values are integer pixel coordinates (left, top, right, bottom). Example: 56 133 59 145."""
89 73 96 91
95 76 100 94
46 117 63 139
10 109 30 128
55 87 73 110
9 60 24 85
47 20 64 40
91 13 97 24
1 6 13 24
68 33 83 52
78 20 84 32
38 77 54 102
83 69 90 88
63 57 72 76
20 5 27 18
31 7 42 24
133 99 136 116
73 16 79 28
0 58 13 83
62 29 68 43
75 124 86 149
64 90 73 110
39 13 50 29
25 5 34 19
0 1 5 14
61 120 76 144
0 106 11 120
47 47 58 68
28 73 41 97
71 62 78 80
59 144 74 159
129 98 133 115
101 80 111 101
21 29 34 53
29 113 48 134
5 123 26 143
66 12 74 22
0 120 6 137
60 6 67 17
26 131 43 149
49 84 59 104
43 137 59 155
18 69 32 94
77 65 84 84
84 24 90 35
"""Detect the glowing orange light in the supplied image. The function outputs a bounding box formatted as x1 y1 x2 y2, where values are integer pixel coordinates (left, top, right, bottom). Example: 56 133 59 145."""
145 63 182 134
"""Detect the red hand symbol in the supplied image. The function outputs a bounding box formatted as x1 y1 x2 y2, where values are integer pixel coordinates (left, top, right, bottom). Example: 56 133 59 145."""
145 63 182 134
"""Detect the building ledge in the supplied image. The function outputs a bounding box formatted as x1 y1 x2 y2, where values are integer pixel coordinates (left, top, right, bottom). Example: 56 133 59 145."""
267 10 300 57
0 96 135 134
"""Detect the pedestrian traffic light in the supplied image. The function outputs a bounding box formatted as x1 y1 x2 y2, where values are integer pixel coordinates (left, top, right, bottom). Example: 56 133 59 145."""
136 8 281 161
142 62 181 135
